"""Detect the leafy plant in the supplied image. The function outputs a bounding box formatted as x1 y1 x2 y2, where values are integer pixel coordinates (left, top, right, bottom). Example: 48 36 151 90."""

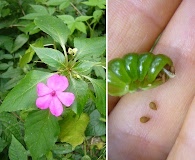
0 0 106 159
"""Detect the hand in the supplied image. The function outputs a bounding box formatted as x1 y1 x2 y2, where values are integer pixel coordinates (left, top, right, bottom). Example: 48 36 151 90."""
108 0 195 159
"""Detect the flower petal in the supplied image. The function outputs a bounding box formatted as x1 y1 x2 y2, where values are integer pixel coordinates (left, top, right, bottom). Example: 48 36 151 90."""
36 94 52 109
49 96 63 117
56 91 75 107
37 83 53 96
47 74 69 91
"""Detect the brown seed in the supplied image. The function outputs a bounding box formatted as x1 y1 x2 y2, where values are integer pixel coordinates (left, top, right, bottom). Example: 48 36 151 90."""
149 102 157 110
162 73 166 83
140 116 150 123
170 66 175 74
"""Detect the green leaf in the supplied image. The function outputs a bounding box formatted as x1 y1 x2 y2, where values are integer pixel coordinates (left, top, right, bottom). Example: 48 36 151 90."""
45 0 69 6
30 5 48 14
18 21 40 35
0 63 9 70
68 22 76 34
0 70 54 112
52 143 73 155
57 15 75 33
85 110 106 136
81 155 91 160
0 67 23 78
0 137 6 152
91 10 103 24
59 1 70 10
32 46 65 69
68 77 89 115
1 8 10 18
4 75 24 90
75 16 93 22
83 100 96 115
75 22 86 34
0 122 2 135
59 110 89 148
24 110 60 159
0 112 23 145
34 15 70 48
20 13 48 20
48 7 56 15
58 15 75 24
74 37 106 60
0 1 8 17
73 60 100 75
2 54 13 59
11 34 29 53
87 78 105 115
19 37 43 67
9 135 28 160
19 47 34 67
0 35 13 52
82 0 106 9
93 66 106 79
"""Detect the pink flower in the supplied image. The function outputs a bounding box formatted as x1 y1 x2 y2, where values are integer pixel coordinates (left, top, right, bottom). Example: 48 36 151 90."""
36 74 75 117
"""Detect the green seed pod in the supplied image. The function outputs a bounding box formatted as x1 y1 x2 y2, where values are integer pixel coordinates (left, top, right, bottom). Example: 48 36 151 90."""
108 52 175 96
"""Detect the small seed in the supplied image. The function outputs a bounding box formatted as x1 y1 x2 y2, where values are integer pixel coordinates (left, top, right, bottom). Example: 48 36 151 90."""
149 102 157 110
158 72 163 77
170 66 175 74
140 116 150 123
162 73 166 83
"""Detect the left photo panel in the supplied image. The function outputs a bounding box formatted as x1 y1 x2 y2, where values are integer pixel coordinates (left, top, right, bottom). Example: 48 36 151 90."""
0 0 106 159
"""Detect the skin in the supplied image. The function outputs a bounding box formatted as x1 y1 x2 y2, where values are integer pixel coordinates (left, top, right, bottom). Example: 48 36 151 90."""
108 0 195 159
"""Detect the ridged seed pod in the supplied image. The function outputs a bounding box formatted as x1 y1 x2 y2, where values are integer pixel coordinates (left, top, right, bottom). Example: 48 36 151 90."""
108 52 175 96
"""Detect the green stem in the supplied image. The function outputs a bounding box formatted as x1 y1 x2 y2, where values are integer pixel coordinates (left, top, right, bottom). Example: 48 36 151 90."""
150 34 161 52
70 2 93 37
99 117 106 122
12 112 24 122
61 43 68 65
17 0 25 16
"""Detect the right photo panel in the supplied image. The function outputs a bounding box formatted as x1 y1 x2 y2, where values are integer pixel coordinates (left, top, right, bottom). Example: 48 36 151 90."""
108 0 195 159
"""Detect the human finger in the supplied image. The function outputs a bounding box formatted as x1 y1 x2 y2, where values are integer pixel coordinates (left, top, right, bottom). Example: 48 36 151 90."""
166 97 195 160
109 0 195 159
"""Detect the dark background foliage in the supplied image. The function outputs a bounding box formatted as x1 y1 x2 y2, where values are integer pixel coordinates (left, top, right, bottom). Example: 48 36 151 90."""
0 0 106 159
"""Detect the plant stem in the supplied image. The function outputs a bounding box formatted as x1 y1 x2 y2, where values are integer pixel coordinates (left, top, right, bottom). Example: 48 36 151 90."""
12 112 24 122
17 0 25 16
61 43 68 65
70 2 93 37
99 117 106 122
